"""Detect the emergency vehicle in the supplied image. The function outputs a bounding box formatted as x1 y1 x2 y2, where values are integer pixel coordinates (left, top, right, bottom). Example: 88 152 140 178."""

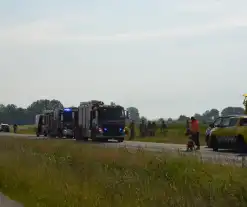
35 107 78 138
75 100 128 142
35 110 53 137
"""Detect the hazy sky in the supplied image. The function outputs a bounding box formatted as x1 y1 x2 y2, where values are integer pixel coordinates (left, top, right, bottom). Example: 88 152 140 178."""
0 0 247 119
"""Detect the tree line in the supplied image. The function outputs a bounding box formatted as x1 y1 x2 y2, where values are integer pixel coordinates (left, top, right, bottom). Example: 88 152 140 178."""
0 99 245 125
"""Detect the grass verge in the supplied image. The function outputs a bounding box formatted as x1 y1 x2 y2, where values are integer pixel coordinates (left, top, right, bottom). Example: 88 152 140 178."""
15 123 208 145
0 137 246 207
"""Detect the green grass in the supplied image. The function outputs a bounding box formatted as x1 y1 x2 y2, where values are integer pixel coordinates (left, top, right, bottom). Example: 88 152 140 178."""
14 123 208 144
132 123 208 144
10 125 36 134
0 137 246 207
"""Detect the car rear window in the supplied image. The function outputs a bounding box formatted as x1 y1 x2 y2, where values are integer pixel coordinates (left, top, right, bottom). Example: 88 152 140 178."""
240 118 247 126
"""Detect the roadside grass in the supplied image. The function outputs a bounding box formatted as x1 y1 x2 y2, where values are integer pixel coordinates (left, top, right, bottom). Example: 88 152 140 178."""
14 123 208 144
0 137 246 207
10 125 35 134
132 123 208 144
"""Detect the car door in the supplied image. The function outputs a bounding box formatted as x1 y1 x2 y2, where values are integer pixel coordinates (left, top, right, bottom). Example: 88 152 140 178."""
222 117 239 146
215 117 231 145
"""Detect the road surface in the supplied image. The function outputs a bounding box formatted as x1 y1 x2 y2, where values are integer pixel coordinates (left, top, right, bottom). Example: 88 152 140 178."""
0 193 23 207
0 132 246 166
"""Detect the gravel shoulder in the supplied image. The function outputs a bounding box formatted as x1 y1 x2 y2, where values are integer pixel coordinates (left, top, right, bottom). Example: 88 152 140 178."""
0 193 23 207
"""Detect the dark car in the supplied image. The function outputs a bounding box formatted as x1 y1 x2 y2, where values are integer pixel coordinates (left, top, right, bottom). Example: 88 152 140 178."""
0 124 10 132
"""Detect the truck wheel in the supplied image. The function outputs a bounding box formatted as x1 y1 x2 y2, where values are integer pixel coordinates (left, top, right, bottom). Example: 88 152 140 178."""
212 136 218 151
36 133 40 137
236 135 247 153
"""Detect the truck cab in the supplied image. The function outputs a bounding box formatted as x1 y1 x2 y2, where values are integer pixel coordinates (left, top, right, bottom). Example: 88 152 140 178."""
35 110 53 137
61 107 78 138
76 100 128 142
46 108 78 138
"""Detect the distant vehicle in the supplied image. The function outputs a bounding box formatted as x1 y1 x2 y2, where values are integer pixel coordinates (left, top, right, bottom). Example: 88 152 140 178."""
0 124 10 132
209 115 247 153
75 100 128 142
35 113 49 137
36 107 78 138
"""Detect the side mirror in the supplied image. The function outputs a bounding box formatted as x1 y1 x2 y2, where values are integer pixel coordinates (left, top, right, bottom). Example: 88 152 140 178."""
125 110 129 119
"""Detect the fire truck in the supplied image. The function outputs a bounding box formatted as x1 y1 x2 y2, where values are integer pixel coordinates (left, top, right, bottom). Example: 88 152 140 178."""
35 110 53 137
75 100 128 142
35 107 78 138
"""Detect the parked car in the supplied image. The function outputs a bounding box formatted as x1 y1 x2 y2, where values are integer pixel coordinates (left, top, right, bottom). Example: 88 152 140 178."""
205 115 241 147
0 124 10 132
209 115 247 153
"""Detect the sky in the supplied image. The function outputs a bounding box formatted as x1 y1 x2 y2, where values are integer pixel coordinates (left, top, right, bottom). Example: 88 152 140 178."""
0 0 247 119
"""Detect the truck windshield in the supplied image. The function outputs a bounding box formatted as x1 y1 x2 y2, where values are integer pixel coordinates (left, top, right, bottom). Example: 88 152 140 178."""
98 107 125 120
63 111 73 122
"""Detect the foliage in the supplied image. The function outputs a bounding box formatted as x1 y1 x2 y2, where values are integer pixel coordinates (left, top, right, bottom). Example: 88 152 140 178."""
0 99 63 125
126 106 140 123
221 107 245 116
0 99 244 125
0 138 247 207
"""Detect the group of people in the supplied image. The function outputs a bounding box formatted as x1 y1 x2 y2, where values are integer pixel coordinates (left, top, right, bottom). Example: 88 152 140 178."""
126 119 168 140
140 120 158 137
126 117 200 151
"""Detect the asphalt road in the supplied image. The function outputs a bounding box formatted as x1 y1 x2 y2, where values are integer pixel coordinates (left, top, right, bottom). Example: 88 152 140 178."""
1 132 246 166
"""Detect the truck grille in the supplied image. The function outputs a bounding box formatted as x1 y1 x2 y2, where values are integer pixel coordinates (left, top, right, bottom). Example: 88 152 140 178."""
102 125 123 136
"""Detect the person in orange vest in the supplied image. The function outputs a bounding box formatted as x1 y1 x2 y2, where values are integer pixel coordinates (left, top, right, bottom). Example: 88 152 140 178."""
190 117 200 150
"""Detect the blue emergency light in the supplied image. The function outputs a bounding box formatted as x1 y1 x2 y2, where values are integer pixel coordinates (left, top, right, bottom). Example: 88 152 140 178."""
64 108 72 112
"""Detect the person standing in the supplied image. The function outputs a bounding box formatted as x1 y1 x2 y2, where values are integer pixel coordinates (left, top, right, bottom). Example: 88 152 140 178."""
190 117 200 150
13 124 18 133
129 120 135 140
139 119 146 138
151 122 156 136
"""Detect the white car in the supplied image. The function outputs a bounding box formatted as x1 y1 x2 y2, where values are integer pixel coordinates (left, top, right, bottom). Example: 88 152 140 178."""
0 124 10 132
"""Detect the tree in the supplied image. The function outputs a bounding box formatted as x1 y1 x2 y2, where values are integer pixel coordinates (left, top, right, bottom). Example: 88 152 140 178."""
177 115 189 122
167 118 173 123
201 108 219 122
140 116 148 124
221 107 244 116
0 99 63 125
27 99 63 114
126 107 140 124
